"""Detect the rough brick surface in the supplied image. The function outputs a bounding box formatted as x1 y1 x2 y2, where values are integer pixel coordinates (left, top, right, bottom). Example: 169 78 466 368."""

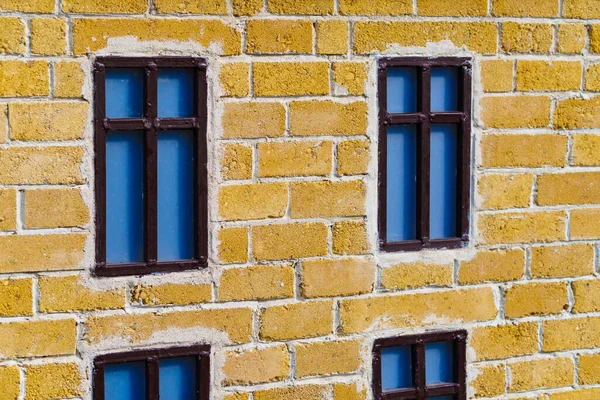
480 60 513 92
502 22 553 53
493 0 558 16
218 226 248 263
24 189 88 228
247 20 312 54
516 61 582 91
471 322 538 361
291 180 366 218
555 97 600 129
131 283 212 306
219 183 288 221
0 189 16 231
290 100 367 136
258 141 332 177
0 234 85 273
508 357 574 392
316 20 348 55
222 102 286 138
558 24 587 53
0 60 48 97
480 98 552 128
39 276 125 312
381 262 453 290
220 63 249 97
25 363 83 400
572 279 600 313
530 244 594 278
0 278 32 316
332 220 370 255
543 317 600 351
578 353 600 384
504 282 569 318
295 340 361 377
223 345 290 385
471 364 505 398
458 249 525 284
219 265 295 301
54 61 84 98
252 223 328 260
537 172 600 205
477 173 533 209
332 62 368 95
571 208 600 239
221 143 252 180
0 366 20 400
260 301 333 340
0 319 76 359
253 62 329 96
478 211 566 245
301 257 375 298
0 17 25 54
30 18 66 55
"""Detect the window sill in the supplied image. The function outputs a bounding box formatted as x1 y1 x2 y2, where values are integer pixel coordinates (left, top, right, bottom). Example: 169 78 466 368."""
94 258 208 277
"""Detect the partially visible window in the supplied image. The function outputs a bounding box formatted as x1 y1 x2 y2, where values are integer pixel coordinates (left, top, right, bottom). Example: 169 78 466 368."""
373 330 467 400
378 57 472 252
93 346 210 400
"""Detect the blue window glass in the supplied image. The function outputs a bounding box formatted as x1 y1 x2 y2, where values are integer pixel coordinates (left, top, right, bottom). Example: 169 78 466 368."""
381 346 412 391
425 341 454 384
431 67 458 111
387 67 418 113
104 361 146 400
430 124 458 239
158 69 195 118
159 357 197 400
106 68 144 118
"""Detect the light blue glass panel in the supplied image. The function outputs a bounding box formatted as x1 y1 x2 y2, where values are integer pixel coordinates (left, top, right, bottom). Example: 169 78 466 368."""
387 125 417 241
158 69 194 118
425 341 454 385
159 357 197 400
387 68 418 113
431 67 458 111
106 131 145 264
381 346 412 391
158 130 195 261
104 361 146 400
430 124 458 239
106 68 144 118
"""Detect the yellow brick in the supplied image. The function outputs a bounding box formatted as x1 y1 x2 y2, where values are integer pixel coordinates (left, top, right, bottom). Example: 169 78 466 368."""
64 0 146 12
30 18 66 55
296 340 361 377
558 24 587 54
340 0 412 15
333 383 366 400
516 61 582 91
247 20 312 54
531 244 594 278
131 283 211 306
73 18 240 55
254 385 329 400
502 22 553 53
543 316 600 351
222 102 286 138
381 262 453 290
9 102 87 141
0 234 85 273
459 249 525 284
260 301 332 341
0 17 25 54
537 172 600 205
258 141 332 178
564 0 600 18
219 265 295 301
316 20 348 55
0 0 54 12
39 275 124 312
220 63 249 98
0 189 16 231
233 0 262 15
551 388 600 400
571 208 600 239
480 134 565 167
332 220 369 255
25 363 82 400
480 97 552 128
472 364 505 398
219 183 287 221
354 21 497 54
25 188 88 229
592 25 600 53
221 144 252 180
0 366 20 400
573 279 600 313
555 96 600 129
578 353 600 384
0 60 48 97
0 146 83 184
290 100 367 136
254 62 329 96
0 319 76 359
268 0 333 14
479 211 566 245
223 345 290 385
291 180 365 218
508 357 574 392
471 322 538 361
218 226 248 263
0 279 32 317
493 0 558 16
333 62 368 96
586 64 600 91
252 223 328 261
505 282 568 318
301 257 375 298
54 61 84 98
477 173 533 210
480 60 513 92
339 287 497 334
572 134 600 165
0 103 6 143
223 394 249 400
337 140 370 176
418 0 487 16
154 0 225 13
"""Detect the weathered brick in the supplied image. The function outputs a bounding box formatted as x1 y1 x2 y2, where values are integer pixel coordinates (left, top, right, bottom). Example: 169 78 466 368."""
0 0 54 12
0 319 76 359
25 189 88 229
493 0 558 16
332 220 369 255
459 249 525 284
222 102 285 138
247 20 312 54
10 102 87 141
573 279 600 313
131 283 211 306
218 226 248 263
254 385 329 400
555 97 600 129
295 340 361 377
516 61 582 91
478 211 566 245
550 388 600 400
316 20 348 55
586 64 600 91
0 189 16 231
504 282 568 318
418 0 487 16
64 0 147 13
39 275 124 312
340 0 412 15
578 353 600 384
531 244 594 278
267 0 333 14
0 279 32 317
54 61 84 98
0 366 20 400
0 103 6 143
508 357 574 392
0 234 85 273
290 100 367 136
301 257 375 298
333 62 368 96
480 60 513 92
471 322 538 361
558 24 587 54
233 0 262 15
564 0 600 18
30 18 66 55
592 25 600 53
0 17 25 54
337 140 370 175
223 345 290 385
223 394 249 400
537 172 600 205
258 141 332 178
481 134 566 167
333 383 366 400
480 97 551 128
221 143 252 180
472 364 505 398
0 146 84 184
252 223 328 261
220 63 249 98
154 0 226 14
25 363 82 400
477 173 533 210
543 316 600 351
502 22 553 53
254 62 329 96
219 183 288 221
381 262 452 290
572 134 600 165
260 301 333 341
291 180 366 218
219 265 295 301
571 208 600 239
0 60 48 97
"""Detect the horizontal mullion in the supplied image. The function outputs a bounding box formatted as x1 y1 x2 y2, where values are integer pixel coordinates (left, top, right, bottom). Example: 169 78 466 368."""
94 259 207 277
382 388 418 400
429 112 464 123
157 118 200 130
426 237 464 249
104 118 147 131
380 57 471 68
382 237 465 252
97 57 206 69
424 383 460 397
387 114 425 124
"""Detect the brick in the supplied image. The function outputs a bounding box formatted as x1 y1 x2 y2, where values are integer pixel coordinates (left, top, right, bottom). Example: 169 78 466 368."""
220 63 249 97
592 25 600 53
258 141 332 178
418 0 487 16
477 173 533 210
573 279 600 313
516 61 582 91
543 317 600 351
551 388 600 400
480 97 551 128
471 322 538 361
578 353 600 384
493 0 558 16
0 61 48 97
338 140 370 175
223 394 249 400
252 223 328 261
154 0 225 14
233 0 262 15
354 21 497 54
0 234 85 273
218 226 248 263
0 366 20 400
247 20 312 54
333 383 366 400
223 345 290 385
222 102 285 138
572 135 600 165
537 172 600 205
54 61 85 98
25 189 88 229
254 385 329 400
131 283 211 306
508 357 574 392
502 22 552 53
564 0 600 18
10 102 87 141
39 275 124 312
295 340 361 377
480 134 565 167
478 211 566 245
480 60 513 92
291 180 366 218
332 220 369 255
64 0 146 13
531 244 594 278
267 0 333 14
340 287 497 334
254 62 329 96
30 18 66 55
571 208 600 239
0 319 76 359
0 189 16 231
218 183 288 221
0 0 54 12
586 64 600 91
290 100 367 136
340 0 412 15
555 97 600 129
301 257 375 298
504 282 568 318
381 262 452 290
316 20 348 55
260 301 333 341
0 279 32 317
219 265 295 301
0 146 84 184
25 363 82 400
221 144 252 180
472 364 505 398
458 248 525 284
558 24 587 54
333 62 368 96
0 17 25 54
73 19 240 55
0 103 6 143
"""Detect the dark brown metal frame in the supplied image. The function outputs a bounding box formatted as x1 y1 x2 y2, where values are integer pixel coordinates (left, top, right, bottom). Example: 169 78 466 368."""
378 57 472 252
93 345 210 400
94 57 208 277
372 330 467 400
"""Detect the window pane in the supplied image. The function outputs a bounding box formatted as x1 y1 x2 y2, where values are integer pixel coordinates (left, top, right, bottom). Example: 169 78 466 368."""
425 341 454 384
104 361 146 400
430 124 458 239
387 125 417 241
158 130 195 261
106 131 145 264
158 69 195 117
381 346 412 391
387 67 417 113
431 67 458 111
159 357 197 400
106 68 144 118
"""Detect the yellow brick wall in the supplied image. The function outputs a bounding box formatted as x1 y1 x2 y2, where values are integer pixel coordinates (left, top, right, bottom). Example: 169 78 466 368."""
1 1 600 399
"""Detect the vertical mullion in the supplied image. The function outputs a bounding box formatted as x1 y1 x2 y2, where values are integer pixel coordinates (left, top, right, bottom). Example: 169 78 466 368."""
195 65 208 263
198 354 210 400
418 66 431 244
414 342 426 400
456 335 467 400
94 64 107 269
458 64 472 242
145 64 158 265
147 357 159 400
378 62 388 247
93 363 105 400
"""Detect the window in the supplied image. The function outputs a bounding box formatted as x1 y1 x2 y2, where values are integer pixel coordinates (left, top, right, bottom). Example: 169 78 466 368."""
94 57 208 276
372 330 467 400
93 346 210 400
378 57 472 252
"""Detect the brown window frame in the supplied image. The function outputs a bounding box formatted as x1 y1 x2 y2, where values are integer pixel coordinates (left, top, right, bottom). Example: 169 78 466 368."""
93 57 208 277
372 330 467 400
93 345 210 400
378 57 472 252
